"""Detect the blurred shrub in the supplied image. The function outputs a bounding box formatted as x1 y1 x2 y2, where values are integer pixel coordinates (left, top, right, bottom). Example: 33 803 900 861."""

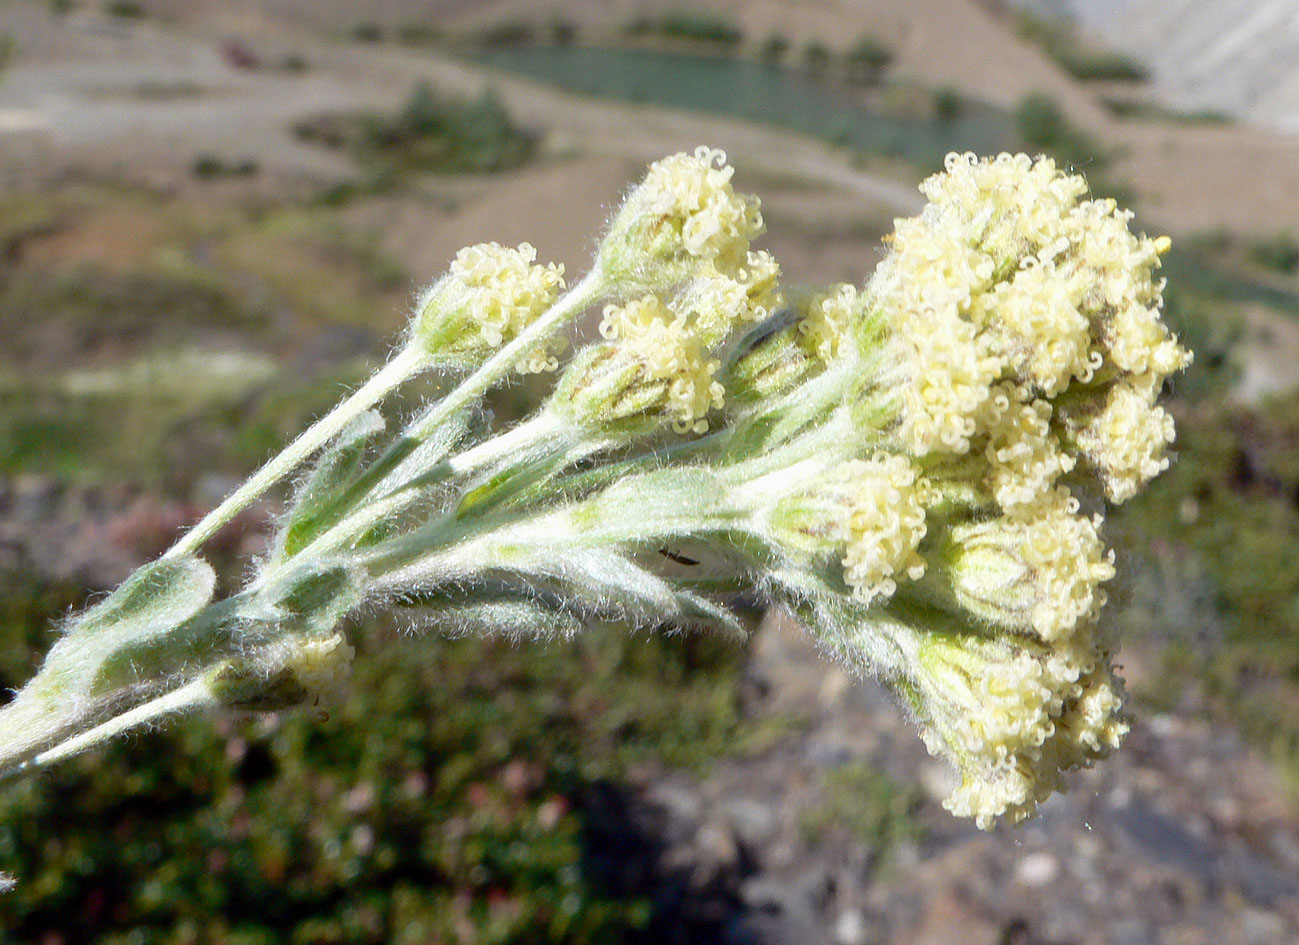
395 24 443 47
476 21 537 49
1100 96 1230 125
658 12 743 46
192 155 260 180
801 40 831 72
549 19 577 46
760 33 789 62
931 86 964 121
1014 92 1109 170
350 22 384 44
295 82 536 177
844 34 893 85
1247 232 1299 275
1015 11 1148 83
105 0 145 18
625 12 744 47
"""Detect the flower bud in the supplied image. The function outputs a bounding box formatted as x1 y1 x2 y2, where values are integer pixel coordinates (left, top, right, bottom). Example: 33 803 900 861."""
551 295 723 435
904 624 1127 829
596 147 764 293
979 383 1075 513
768 456 929 604
410 241 565 367
1059 374 1179 503
928 489 1115 642
209 633 354 711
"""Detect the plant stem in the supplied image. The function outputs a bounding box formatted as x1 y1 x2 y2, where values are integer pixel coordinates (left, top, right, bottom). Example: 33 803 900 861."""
165 344 432 560
404 272 604 445
0 678 216 782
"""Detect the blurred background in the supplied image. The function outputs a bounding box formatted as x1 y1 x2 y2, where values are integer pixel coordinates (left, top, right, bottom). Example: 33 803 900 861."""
0 0 1298 942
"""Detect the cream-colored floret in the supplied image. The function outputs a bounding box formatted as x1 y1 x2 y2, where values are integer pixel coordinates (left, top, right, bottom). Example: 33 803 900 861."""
941 487 1114 642
981 386 1075 513
971 253 1093 395
413 241 566 364
898 304 1003 455
285 633 356 701
635 146 765 272
1072 376 1179 503
448 241 566 349
1016 495 1115 640
912 627 1127 829
599 296 725 434
674 249 783 348
797 283 860 364
839 456 930 604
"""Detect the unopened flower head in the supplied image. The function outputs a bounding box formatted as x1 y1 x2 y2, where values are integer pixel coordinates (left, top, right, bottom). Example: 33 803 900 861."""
933 488 1116 642
980 384 1076 513
411 241 565 367
1061 374 1179 503
598 147 764 292
554 295 723 434
673 249 783 349
770 456 929 604
797 282 860 366
209 633 355 711
725 282 860 405
907 626 1127 829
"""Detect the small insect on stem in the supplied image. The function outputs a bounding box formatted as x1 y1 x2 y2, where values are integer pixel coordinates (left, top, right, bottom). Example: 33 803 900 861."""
658 547 699 567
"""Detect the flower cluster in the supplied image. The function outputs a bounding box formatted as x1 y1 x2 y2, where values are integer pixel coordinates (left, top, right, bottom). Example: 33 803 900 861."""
736 152 1190 827
410 241 566 370
0 149 1189 842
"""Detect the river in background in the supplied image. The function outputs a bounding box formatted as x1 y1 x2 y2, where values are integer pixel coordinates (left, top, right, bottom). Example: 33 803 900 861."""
476 45 1017 166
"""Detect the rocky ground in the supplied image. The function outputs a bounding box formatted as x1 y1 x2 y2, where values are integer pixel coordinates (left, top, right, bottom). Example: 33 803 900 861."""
590 612 1299 945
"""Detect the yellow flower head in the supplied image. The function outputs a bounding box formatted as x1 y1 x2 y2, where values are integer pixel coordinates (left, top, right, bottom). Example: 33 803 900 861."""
599 147 765 291
594 295 725 434
1063 374 1179 503
770 457 929 603
673 249 783 349
910 627 1127 829
979 383 1076 513
854 150 1191 544
411 242 565 366
937 488 1116 643
797 282 860 365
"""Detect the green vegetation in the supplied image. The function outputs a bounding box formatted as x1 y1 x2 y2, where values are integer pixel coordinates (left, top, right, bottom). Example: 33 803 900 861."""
1015 11 1148 83
396 24 440 47
0 579 755 942
625 11 745 48
476 21 537 49
349 22 384 44
1247 232 1299 275
192 155 260 180
1014 92 1109 170
800 761 924 858
932 86 964 121
294 82 537 178
844 34 894 85
760 33 790 63
105 0 146 18
801 39 831 72
1100 96 1231 125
